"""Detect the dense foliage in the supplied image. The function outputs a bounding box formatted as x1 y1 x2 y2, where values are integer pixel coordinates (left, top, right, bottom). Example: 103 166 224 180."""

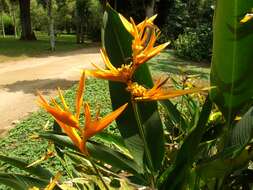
1 0 102 41
157 0 214 62
174 23 212 62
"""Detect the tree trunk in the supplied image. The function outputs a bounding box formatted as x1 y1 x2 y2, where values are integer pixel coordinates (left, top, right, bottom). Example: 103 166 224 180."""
47 0 55 51
18 0 36 40
76 16 81 43
145 0 155 17
0 8 5 38
10 3 18 38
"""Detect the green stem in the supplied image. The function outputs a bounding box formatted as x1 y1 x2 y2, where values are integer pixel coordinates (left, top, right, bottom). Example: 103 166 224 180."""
131 99 155 188
89 159 109 190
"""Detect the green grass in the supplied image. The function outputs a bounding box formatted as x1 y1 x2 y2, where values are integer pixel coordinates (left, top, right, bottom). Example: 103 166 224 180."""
149 49 210 82
0 78 114 190
0 33 93 63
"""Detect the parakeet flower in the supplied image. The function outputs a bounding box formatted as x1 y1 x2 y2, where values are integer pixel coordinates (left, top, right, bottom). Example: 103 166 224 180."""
38 72 128 155
126 78 207 101
86 14 169 84
85 49 134 83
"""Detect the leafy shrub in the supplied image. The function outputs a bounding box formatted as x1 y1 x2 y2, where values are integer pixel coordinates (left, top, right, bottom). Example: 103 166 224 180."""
3 14 14 35
174 24 212 62
158 0 214 41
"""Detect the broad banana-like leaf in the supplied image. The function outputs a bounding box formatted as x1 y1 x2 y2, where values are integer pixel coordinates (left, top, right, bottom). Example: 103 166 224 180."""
226 106 253 157
210 0 253 121
196 147 253 185
40 132 142 175
0 155 53 180
0 173 48 190
159 100 188 131
95 132 131 157
102 4 164 172
159 96 212 190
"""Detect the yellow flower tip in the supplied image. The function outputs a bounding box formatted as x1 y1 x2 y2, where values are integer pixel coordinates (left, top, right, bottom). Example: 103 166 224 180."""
164 41 171 48
147 14 158 23
240 13 253 23
76 71 85 119
119 14 134 34
45 172 61 190
202 86 216 91
37 91 48 105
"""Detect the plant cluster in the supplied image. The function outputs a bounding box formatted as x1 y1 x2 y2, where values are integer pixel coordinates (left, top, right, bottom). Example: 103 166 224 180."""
174 24 212 62
1 2 253 190
157 0 214 62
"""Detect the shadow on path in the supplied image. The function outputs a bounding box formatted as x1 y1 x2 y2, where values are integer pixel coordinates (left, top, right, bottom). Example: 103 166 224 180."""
1 78 77 95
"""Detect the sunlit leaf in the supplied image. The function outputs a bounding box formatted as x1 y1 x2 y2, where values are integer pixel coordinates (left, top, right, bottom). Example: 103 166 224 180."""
210 0 253 121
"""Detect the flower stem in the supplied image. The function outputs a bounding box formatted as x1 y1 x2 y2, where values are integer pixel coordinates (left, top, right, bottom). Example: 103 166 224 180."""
131 99 155 187
89 159 109 190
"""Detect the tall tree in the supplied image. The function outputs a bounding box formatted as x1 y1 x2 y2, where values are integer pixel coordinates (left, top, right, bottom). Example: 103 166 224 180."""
144 0 155 17
46 0 55 50
18 0 36 40
0 0 5 38
76 0 89 44
155 0 171 27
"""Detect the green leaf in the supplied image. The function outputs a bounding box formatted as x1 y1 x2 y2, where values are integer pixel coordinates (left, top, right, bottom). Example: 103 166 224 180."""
0 173 48 190
159 96 212 190
210 0 253 121
0 155 53 180
226 107 253 157
40 132 76 150
88 141 143 174
40 132 142 174
196 147 253 182
102 4 165 172
95 132 130 156
160 100 188 131
53 121 65 159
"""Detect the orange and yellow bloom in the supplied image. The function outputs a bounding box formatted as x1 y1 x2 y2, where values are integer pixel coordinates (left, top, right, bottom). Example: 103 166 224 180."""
86 14 169 84
38 72 128 155
85 49 134 83
121 15 170 66
126 78 207 101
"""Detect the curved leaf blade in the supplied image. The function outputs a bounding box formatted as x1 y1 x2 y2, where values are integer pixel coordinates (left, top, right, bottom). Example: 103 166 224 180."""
102 4 165 172
210 0 253 120
0 155 53 180
0 173 48 190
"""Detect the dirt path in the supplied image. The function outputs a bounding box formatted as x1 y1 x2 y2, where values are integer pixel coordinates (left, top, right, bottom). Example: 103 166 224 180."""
0 47 102 137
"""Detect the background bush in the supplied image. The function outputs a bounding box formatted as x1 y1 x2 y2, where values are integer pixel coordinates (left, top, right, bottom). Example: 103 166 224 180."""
156 0 214 62
174 24 212 62
3 13 14 35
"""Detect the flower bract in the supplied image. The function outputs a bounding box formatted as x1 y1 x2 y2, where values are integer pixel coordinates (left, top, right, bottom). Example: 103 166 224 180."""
38 72 128 155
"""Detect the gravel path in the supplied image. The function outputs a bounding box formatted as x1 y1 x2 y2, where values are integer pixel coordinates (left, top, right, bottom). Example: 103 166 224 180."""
0 47 102 137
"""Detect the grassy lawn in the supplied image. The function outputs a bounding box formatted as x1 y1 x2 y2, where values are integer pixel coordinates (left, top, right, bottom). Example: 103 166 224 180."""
149 49 210 83
0 78 114 189
0 33 94 63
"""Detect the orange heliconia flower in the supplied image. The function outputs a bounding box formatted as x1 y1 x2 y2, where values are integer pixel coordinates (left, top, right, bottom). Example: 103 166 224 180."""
85 49 134 83
38 72 128 155
126 78 207 101
86 14 169 84
120 14 170 66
